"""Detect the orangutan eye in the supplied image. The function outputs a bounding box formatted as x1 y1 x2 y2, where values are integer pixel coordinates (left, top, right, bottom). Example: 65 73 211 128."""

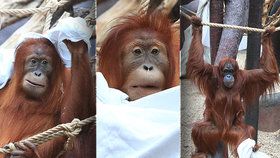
224 69 234 74
151 48 159 55
133 48 142 56
42 60 48 65
31 59 37 64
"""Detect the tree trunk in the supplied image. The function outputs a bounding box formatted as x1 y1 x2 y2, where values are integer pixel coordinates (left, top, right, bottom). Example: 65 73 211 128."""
210 0 223 64
214 0 249 65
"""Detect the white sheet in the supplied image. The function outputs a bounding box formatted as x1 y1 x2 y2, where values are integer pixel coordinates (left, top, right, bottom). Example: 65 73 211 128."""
237 138 270 158
96 72 180 158
0 49 15 89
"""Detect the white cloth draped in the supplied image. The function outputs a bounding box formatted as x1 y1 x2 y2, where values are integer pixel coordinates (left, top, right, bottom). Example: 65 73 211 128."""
96 72 180 158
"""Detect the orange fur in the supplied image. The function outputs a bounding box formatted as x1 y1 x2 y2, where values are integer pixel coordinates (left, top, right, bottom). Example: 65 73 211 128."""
98 11 179 89
187 17 279 157
0 39 95 158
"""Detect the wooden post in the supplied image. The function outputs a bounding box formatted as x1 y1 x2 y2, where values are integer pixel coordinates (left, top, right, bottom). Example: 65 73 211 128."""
245 0 264 141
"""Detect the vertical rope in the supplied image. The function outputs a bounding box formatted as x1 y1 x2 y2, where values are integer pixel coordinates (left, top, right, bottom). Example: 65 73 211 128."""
139 0 150 14
43 0 58 33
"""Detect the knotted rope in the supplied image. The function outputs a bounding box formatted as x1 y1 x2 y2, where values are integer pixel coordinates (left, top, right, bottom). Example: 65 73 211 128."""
0 116 95 155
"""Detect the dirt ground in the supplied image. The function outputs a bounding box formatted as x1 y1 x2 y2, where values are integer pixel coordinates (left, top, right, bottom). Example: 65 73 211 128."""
181 51 280 158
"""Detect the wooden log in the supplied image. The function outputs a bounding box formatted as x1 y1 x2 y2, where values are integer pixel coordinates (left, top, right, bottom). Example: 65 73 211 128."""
49 0 90 28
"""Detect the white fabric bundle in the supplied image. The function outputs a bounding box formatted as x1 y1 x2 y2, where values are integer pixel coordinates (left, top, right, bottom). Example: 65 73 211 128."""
0 17 92 89
237 138 270 158
45 17 92 67
96 72 180 158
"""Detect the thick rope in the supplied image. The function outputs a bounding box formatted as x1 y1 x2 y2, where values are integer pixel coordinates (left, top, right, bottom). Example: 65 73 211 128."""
43 0 59 33
201 21 280 32
0 0 69 16
181 11 280 33
139 0 150 14
0 0 93 31
0 115 95 154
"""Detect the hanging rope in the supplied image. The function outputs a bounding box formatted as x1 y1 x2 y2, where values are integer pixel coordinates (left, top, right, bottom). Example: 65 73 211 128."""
139 0 150 14
43 0 60 32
